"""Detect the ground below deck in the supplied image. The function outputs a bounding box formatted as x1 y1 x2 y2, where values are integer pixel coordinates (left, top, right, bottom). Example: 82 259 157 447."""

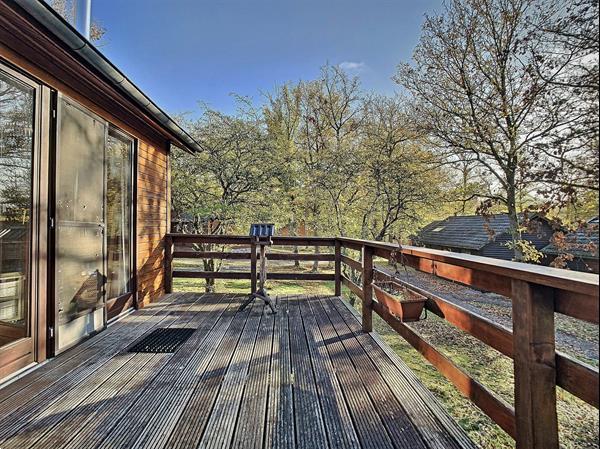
0 293 477 449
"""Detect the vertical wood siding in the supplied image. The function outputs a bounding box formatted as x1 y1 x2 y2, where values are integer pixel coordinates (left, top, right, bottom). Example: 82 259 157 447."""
137 141 169 306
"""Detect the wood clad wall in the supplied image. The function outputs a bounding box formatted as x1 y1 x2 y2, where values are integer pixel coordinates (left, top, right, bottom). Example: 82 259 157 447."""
137 141 169 306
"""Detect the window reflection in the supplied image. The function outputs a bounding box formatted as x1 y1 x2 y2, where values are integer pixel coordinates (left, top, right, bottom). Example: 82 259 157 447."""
106 130 132 299
0 69 34 347
55 99 105 326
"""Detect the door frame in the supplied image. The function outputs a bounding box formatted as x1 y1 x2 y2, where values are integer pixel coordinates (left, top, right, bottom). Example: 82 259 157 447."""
48 93 108 355
0 59 49 378
47 94 137 355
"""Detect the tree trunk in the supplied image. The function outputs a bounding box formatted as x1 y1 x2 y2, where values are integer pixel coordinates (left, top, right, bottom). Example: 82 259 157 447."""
311 246 320 272
506 180 523 262
203 257 216 293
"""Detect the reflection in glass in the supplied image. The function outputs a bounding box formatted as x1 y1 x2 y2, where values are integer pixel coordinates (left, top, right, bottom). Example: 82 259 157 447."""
55 99 105 325
0 69 34 347
106 130 132 299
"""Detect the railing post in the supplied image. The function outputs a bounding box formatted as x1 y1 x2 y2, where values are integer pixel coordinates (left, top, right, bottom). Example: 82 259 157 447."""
361 244 374 333
165 235 173 294
250 239 257 294
511 279 558 449
334 240 342 296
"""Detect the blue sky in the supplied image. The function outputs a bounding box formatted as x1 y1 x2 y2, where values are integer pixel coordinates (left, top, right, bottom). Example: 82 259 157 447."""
89 0 442 117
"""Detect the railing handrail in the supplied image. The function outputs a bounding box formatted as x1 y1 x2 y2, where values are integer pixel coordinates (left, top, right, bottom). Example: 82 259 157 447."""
167 233 337 246
337 237 599 296
168 233 599 290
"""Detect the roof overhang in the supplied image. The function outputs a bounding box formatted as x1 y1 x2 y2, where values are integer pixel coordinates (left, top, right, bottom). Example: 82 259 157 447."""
2 0 202 153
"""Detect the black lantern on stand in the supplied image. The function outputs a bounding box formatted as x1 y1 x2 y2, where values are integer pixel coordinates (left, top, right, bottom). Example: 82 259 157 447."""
239 224 277 313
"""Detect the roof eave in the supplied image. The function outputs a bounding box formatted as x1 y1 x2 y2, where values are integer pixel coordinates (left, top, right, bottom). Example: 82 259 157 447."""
13 0 202 153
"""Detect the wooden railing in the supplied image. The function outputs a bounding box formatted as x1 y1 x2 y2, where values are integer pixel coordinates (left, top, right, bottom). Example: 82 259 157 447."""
164 235 338 295
165 233 599 449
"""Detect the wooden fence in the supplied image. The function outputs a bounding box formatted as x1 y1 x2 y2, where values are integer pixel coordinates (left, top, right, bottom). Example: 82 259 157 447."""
165 233 599 449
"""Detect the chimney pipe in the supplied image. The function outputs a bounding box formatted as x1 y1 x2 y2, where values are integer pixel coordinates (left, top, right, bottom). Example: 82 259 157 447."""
75 0 92 40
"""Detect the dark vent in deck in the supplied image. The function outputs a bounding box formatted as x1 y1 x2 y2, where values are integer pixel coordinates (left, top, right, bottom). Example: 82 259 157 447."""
128 328 195 353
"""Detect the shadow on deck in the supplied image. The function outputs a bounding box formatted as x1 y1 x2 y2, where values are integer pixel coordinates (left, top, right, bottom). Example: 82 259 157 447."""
0 293 476 449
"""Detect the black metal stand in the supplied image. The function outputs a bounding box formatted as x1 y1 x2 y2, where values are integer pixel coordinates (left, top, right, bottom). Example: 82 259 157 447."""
239 237 277 313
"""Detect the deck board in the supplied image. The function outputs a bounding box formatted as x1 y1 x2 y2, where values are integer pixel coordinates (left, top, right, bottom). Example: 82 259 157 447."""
308 296 396 449
298 297 361 449
0 293 477 449
0 293 202 446
0 292 182 417
330 296 477 449
231 301 275 449
288 296 330 449
264 294 295 449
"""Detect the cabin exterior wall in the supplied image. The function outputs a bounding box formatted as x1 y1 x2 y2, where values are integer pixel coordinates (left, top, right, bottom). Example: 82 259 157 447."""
0 3 170 380
0 48 171 310
137 142 169 306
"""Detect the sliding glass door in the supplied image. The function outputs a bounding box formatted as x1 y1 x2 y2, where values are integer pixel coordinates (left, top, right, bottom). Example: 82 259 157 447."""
55 98 106 350
0 63 39 372
105 129 133 318
54 96 134 351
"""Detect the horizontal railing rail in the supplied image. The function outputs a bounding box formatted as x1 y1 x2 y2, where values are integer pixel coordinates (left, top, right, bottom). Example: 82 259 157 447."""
165 234 338 295
165 233 599 449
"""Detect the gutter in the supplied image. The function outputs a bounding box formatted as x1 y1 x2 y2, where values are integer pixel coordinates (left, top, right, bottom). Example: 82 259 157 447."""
13 0 203 153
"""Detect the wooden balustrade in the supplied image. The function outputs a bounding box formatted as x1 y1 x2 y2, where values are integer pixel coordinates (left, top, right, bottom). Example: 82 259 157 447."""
165 233 599 449
165 234 337 291
337 237 598 449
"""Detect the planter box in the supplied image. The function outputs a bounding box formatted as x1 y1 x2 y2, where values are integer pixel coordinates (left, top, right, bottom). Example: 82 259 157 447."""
372 281 426 322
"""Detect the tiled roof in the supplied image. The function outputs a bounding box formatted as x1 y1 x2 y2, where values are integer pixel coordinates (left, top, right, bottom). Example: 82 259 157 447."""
415 214 514 251
541 224 599 259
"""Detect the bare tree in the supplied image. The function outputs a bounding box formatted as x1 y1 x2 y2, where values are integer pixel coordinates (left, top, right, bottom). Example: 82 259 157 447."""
359 95 441 241
395 0 592 260
297 65 365 237
171 106 276 291
529 0 599 201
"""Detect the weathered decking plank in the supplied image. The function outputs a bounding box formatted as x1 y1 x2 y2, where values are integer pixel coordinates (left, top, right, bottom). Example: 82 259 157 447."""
45 354 166 449
288 296 330 449
308 296 396 449
297 297 362 449
330 295 478 449
231 304 275 449
0 292 178 404
264 294 295 449
0 293 476 449
163 299 253 449
100 294 240 449
0 293 202 444
126 294 236 449
29 293 226 449
199 303 263 449
1 293 216 449
319 296 429 449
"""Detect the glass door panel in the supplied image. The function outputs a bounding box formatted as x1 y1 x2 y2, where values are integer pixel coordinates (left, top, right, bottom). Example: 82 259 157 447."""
0 68 34 349
55 97 106 350
105 130 132 301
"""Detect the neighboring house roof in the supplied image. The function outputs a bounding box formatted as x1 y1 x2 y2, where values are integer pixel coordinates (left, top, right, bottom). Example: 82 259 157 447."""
415 214 518 251
541 220 599 259
9 0 202 153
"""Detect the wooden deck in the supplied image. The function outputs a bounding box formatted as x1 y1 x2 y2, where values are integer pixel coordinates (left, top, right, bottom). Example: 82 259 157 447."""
0 293 477 449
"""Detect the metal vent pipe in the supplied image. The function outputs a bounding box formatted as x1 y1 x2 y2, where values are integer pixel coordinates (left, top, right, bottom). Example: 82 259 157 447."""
74 0 91 40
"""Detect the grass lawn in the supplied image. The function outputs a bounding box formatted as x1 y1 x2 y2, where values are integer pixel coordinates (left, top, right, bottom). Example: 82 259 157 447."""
172 260 599 449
